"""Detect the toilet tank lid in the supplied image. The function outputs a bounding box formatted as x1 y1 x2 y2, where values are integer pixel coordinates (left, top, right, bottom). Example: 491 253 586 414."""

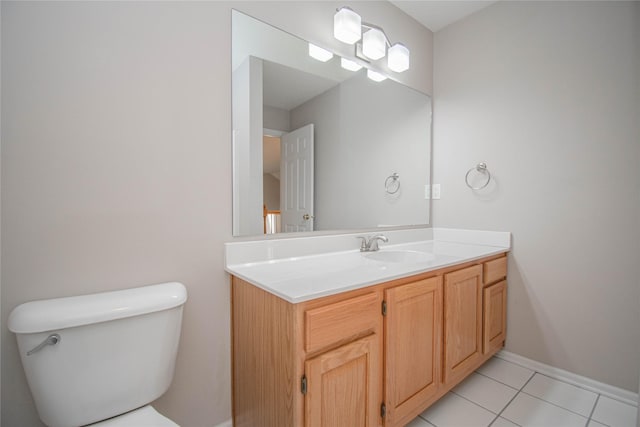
8 282 187 334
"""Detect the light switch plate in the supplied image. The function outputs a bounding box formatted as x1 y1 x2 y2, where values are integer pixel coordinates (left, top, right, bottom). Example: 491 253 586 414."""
432 184 441 199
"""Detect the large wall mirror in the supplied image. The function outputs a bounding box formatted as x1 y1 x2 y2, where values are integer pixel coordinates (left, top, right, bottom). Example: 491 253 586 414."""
232 10 432 237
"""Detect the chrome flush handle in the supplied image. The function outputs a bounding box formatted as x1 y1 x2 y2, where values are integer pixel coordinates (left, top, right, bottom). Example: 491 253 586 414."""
27 333 61 356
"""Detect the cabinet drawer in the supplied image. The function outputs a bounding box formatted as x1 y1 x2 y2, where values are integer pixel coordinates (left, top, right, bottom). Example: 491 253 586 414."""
305 292 380 354
484 256 507 285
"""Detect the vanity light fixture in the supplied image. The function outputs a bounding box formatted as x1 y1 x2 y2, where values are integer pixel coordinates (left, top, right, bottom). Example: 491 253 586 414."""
341 58 363 72
334 6 361 44
333 6 410 73
367 69 387 82
362 27 386 60
388 43 410 73
308 43 334 62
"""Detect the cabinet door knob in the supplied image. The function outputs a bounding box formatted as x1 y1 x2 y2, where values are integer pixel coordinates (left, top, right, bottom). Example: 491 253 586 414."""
303 214 315 221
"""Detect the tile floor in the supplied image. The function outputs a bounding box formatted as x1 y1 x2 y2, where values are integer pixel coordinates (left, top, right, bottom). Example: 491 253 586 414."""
406 357 638 427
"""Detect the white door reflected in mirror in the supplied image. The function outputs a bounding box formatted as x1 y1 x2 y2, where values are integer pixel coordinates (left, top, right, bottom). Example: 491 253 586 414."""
281 124 314 233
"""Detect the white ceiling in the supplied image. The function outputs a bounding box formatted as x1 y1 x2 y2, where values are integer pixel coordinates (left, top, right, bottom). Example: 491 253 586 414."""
391 1 498 32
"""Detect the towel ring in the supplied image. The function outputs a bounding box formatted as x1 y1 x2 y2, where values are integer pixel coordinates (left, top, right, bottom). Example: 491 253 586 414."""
465 163 491 190
385 173 400 194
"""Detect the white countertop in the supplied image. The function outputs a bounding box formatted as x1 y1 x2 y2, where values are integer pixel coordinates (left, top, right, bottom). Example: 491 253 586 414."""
225 228 511 303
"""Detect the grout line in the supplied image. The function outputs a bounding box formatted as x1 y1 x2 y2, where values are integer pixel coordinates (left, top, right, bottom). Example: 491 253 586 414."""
489 414 523 427
587 417 612 427
519 373 537 392
516 371 590 420
490 368 537 426
586 394 612 427
466 358 534 427
591 393 640 409
419 391 503 427
418 411 436 426
414 359 626 427
492 394 523 427
474 370 522 392
487 414 500 427
587 393 600 420
519 389 591 420
493 354 540 373
450 389 500 415
535 371 602 398
495 352 638 407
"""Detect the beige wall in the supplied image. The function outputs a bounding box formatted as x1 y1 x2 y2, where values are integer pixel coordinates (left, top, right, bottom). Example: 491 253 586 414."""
432 1 640 391
0 2 432 426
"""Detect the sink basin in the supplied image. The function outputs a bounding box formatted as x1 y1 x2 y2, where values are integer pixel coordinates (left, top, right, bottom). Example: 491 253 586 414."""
364 250 434 264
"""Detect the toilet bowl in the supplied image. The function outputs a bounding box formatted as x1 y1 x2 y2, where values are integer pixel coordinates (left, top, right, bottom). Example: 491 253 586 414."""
8 282 187 427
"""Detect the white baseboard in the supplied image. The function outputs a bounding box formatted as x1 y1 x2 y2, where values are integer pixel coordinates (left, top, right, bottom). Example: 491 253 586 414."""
497 350 639 407
213 420 232 427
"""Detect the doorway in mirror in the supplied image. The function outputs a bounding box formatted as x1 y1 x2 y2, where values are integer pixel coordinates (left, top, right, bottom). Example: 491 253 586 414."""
263 124 315 234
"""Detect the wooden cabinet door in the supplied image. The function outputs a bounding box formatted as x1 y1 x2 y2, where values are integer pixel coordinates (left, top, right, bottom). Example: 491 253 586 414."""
443 265 483 385
384 277 443 427
483 280 507 354
305 334 382 427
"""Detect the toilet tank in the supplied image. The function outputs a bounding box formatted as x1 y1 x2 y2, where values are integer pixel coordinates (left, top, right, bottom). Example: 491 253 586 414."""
8 282 187 427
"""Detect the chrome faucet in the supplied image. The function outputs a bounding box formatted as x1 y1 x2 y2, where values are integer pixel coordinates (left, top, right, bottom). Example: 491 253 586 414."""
357 234 389 252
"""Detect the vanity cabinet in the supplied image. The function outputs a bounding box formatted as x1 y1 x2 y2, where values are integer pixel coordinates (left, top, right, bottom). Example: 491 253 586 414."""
443 265 484 386
483 256 508 354
483 280 507 354
303 292 383 427
384 277 442 427
231 253 507 427
231 280 383 427
305 334 380 427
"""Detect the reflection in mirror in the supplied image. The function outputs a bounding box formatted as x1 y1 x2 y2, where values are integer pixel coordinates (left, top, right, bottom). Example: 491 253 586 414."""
232 10 431 237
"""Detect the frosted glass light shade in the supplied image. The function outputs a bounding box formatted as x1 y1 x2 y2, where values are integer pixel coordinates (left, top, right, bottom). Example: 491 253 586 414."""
334 7 361 44
308 43 334 62
362 28 386 60
341 58 363 72
367 69 387 82
388 43 410 73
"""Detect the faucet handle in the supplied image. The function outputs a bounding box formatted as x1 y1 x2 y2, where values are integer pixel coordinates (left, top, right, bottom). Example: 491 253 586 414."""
356 236 368 252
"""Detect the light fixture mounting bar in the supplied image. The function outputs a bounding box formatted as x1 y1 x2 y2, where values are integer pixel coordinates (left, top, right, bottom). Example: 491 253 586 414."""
354 43 370 63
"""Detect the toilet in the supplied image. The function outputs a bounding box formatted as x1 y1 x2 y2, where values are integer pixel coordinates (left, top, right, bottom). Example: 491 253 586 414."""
8 282 187 427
